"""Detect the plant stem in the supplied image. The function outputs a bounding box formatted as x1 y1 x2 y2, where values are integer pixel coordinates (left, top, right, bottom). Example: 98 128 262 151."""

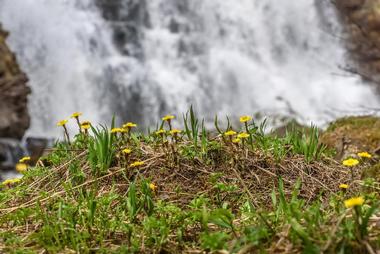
63 125 71 145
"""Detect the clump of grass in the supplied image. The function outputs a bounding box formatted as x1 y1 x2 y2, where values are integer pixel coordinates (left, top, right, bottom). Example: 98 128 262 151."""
285 124 327 163
88 121 115 176
0 109 379 253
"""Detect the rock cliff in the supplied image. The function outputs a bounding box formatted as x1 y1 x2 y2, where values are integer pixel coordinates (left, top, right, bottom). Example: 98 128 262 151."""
336 0 380 83
0 24 30 139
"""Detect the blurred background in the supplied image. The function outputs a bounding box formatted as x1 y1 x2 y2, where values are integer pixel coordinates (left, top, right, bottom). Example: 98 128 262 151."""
0 0 380 176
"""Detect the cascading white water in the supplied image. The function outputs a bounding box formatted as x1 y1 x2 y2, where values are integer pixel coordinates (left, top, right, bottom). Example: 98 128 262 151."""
0 0 121 136
0 0 379 136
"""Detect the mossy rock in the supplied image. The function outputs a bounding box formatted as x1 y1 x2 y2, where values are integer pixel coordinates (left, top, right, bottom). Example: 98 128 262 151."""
321 116 380 159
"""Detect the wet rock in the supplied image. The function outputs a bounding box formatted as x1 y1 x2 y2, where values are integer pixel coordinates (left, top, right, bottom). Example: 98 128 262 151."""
0 137 51 178
0 23 31 139
0 138 26 172
25 137 52 165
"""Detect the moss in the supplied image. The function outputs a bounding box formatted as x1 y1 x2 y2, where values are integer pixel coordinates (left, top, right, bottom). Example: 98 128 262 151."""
321 116 380 152
326 116 380 132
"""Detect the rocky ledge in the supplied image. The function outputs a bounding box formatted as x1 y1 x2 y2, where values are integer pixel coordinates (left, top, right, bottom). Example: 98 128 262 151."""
0 24 30 139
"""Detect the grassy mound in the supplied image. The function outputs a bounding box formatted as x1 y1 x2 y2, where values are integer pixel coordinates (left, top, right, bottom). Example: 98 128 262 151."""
321 116 380 159
0 111 379 253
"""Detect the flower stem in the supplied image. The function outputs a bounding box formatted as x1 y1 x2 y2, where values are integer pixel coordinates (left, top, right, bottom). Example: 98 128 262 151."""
63 125 71 145
75 117 81 133
245 122 254 150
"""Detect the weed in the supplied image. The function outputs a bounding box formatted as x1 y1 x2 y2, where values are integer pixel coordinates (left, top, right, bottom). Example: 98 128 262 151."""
286 124 327 163
88 120 115 175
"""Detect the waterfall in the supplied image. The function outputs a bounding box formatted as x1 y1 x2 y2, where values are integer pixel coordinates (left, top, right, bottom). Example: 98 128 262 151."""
0 0 379 136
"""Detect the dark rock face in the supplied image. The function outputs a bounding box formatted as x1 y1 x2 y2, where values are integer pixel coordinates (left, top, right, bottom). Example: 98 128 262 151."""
335 0 380 83
0 24 31 139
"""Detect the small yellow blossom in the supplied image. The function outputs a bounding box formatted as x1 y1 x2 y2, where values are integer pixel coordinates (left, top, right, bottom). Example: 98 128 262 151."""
149 183 157 192
156 129 166 135
2 179 12 186
162 115 175 121
19 156 31 163
170 129 181 135
237 132 250 139
240 115 252 123
57 119 68 127
81 121 91 130
15 163 28 173
2 178 21 186
70 112 82 118
232 138 241 144
342 158 359 167
123 122 137 129
358 152 372 159
339 184 349 189
224 130 237 136
111 128 123 134
122 148 132 155
120 128 129 133
344 197 364 208
129 161 144 168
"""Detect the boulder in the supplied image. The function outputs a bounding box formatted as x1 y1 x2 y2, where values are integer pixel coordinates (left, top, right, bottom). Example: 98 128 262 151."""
0 24 31 139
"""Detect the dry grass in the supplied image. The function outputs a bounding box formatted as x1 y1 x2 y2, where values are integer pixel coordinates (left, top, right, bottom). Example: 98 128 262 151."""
0 144 358 216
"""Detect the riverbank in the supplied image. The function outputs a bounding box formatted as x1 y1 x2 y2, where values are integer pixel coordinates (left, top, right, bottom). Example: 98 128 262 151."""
0 112 378 253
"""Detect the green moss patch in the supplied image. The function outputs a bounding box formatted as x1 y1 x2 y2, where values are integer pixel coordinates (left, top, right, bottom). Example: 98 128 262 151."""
321 116 380 153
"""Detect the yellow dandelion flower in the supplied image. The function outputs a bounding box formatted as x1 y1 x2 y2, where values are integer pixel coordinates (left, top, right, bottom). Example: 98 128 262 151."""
15 163 28 173
170 129 181 135
70 112 82 118
237 132 250 139
19 156 31 163
156 129 166 135
224 130 237 136
358 152 372 159
120 128 129 133
111 128 123 134
339 184 349 189
240 115 252 123
80 121 91 130
344 197 364 208
122 148 132 155
149 183 157 192
232 138 241 144
57 119 68 127
123 122 137 129
2 179 13 186
2 178 21 186
129 161 144 168
162 115 175 121
342 158 359 167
